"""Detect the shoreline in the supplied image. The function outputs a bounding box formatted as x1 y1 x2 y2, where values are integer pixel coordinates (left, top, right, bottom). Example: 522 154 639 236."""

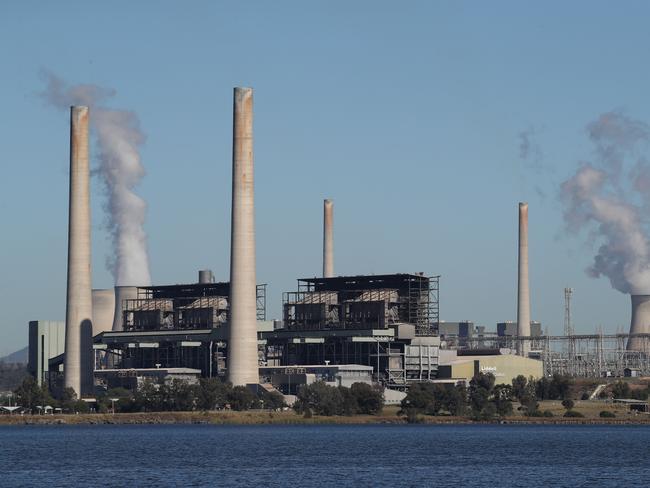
1 411 649 426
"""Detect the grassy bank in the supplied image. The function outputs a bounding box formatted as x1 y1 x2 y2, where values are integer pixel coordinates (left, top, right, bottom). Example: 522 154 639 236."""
1 402 649 426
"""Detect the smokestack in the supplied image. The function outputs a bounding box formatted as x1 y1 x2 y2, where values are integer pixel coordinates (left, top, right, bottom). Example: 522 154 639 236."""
199 269 214 284
517 202 531 356
227 87 259 386
627 295 650 352
323 199 334 278
111 286 139 331
92 289 115 336
64 106 93 396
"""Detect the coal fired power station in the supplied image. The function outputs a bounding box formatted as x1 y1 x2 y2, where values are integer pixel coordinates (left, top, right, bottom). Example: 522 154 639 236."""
41 83 650 409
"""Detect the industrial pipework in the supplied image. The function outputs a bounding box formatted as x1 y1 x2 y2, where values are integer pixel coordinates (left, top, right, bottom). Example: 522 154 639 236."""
227 87 260 386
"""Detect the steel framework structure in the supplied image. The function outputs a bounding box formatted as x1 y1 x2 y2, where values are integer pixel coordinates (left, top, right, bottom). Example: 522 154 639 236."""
456 333 650 377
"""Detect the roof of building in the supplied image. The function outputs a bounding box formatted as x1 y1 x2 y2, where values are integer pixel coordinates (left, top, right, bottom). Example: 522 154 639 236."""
260 364 374 372
95 368 202 374
299 273 436 292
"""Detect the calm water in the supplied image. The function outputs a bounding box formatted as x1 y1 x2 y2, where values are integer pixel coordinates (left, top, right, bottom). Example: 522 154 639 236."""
0 424 648 487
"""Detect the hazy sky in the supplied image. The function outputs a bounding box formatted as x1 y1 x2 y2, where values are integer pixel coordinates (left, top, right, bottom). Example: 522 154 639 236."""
2 1 650 355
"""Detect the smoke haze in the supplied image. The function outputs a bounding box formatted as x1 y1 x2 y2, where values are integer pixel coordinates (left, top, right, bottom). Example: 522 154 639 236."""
561 111 650 294
41 72 152 286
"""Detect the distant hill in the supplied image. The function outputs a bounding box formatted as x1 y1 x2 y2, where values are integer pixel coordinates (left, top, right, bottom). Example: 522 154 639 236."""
0 346 28 365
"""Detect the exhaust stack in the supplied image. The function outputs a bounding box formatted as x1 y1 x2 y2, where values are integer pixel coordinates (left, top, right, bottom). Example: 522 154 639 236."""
627 295 650 352
199 269 214 284
227 87 259 386
63 106 94 396
517 202 531 356
323 199 334 278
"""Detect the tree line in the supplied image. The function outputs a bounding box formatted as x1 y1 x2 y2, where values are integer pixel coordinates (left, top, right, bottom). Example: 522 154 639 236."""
400 373 576 421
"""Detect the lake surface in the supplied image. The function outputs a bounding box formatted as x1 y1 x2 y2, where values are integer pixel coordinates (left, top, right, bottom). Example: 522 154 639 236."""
0 424 648 487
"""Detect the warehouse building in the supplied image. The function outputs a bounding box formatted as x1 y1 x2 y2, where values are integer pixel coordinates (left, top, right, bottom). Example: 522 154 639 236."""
438 349 543 385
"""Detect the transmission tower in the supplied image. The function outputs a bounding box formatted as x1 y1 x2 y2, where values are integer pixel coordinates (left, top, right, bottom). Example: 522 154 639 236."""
564 288 574 336
564 287 575 374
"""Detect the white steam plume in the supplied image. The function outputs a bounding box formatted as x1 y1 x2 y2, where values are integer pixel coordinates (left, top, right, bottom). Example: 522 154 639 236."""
41 72 151 286
561 111 650 294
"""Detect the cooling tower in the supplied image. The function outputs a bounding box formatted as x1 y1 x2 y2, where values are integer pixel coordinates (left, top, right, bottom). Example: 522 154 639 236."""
63 106 94 396
111 286 139 331
92 289 115 336
199 269 214 284
227 87 259 386
627 295 650 352
516 202 531 356
323 199 334 278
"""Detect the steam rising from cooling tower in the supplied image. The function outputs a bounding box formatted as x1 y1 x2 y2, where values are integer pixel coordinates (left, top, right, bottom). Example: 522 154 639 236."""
323 199 334 278
40 73 151 287
561 111 650 295
227 87 259 386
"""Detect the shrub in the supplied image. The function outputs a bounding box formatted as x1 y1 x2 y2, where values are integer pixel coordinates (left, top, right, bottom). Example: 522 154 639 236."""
350 383 384 415
228 386 259 411
404 408 423 424
564 410 584 418
580 392 590 401
262 390 286 411
561 399 575 410
294 382 343 416
599 410 616 418
542 410 554 417
197 378 231 410
612 381 630 399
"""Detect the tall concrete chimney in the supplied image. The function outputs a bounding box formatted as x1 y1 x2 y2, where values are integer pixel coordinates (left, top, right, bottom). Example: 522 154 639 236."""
323 199 334 278
227 87 259 386
111 286 139 331
516 202 531 356
627 295 650 352
64 106 94 396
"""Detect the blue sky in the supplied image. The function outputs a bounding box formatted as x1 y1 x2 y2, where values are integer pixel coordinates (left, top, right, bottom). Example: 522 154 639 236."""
2 1 650 355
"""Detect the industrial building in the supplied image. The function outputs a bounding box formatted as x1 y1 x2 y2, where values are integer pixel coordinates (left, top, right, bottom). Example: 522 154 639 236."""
89 276 270 391
438 349 543 384
95 367 202 390
261 273 441 388
438 321 476 347
497 321 542 338
27 321 65 387
37 86 643 408
259 364 373 394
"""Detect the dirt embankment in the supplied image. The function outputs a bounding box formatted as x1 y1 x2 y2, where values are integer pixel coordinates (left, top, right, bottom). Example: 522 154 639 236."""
1 403 649 426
